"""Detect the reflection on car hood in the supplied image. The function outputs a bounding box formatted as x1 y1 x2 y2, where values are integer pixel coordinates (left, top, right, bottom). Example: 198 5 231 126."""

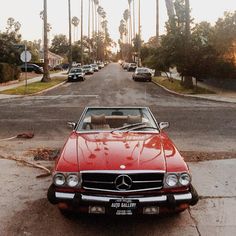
57 132 166 172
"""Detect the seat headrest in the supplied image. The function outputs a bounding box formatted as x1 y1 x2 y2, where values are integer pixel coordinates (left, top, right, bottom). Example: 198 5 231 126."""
127 115 142 124
91 114 106 124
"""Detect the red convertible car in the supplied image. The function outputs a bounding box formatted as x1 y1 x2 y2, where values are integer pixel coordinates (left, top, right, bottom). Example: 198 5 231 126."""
48 107 198 216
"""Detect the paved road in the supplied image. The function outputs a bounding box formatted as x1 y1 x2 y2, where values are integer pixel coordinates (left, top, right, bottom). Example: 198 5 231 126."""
0 63 236 235
0 63 235 152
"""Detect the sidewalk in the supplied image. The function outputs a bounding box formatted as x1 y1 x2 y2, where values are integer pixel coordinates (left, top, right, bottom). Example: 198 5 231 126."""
161 69 236 103
0 71 66 99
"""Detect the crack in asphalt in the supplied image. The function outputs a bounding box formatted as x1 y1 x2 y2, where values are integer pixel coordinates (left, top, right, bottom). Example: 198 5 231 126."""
199 196 236 199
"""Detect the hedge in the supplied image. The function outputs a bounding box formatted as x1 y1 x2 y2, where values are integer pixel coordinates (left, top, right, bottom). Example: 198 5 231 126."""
0 63 21 83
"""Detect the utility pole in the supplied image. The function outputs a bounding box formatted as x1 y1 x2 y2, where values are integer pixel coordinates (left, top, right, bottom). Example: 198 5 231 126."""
41 0 50 82
81 0 84 65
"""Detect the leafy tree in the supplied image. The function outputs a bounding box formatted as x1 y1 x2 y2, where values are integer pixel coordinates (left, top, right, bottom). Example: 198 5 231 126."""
50 34 69 56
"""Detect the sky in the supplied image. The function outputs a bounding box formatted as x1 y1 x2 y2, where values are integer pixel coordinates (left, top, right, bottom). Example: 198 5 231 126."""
0 0 235 46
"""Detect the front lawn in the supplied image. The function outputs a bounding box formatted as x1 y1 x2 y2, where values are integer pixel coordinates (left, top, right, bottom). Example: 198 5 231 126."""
152 77 215 94
1 77 66 95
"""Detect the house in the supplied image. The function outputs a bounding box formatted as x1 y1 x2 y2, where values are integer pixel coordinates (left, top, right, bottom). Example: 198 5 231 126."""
40 51 64 68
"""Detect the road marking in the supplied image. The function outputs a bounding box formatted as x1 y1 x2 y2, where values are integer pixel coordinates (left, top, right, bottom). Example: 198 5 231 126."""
32 95 99 99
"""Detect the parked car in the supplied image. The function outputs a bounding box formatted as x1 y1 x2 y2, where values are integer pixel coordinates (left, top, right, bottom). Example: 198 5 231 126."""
53 64 64 71
122 62 129 70
127 63 137 72
19 64 43 74
67 68 85 82
47 107 199 216
82 65 94 74
97 62 104 69
133 67 152 82
91 64 99 72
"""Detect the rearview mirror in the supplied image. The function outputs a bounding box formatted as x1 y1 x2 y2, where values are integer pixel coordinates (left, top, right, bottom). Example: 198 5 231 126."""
159 122 169 130
67 122 76 129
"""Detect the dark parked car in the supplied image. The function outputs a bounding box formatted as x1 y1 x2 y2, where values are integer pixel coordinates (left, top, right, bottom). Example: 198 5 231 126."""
19 64 43 74
53 64 64 71
67 68 85 82
47 107 198 216
127 63 137 72
133 67 152 82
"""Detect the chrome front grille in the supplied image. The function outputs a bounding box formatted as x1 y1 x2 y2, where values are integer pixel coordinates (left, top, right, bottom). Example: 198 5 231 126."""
81 171 164 193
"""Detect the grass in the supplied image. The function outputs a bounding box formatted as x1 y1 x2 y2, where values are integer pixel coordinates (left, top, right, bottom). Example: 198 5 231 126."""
152 76 215 94
1 77 66 95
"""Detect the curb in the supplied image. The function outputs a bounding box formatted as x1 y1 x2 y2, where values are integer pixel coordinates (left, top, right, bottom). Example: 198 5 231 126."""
0 80 67 99
28 80 67 96
152 80 236 104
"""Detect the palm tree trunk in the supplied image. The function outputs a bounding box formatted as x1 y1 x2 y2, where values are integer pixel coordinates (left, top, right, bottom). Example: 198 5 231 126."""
133 0 135 39
165 0 175 19
138 0 141 66
41 0 50 82
183 0 193 88
81 0 84 65
68 0 72 70
88 0 91 39
156 0 159 44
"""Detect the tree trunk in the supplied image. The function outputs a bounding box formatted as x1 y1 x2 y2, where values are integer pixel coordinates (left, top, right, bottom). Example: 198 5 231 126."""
68 0 72 70
183 76 194 89
165 0 175 19
81 0 84 65
156 0 159 44
182 0 193 89
41 0 50 82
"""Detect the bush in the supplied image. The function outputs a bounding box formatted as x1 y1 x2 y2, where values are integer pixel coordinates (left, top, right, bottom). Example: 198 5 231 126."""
0 63 21 83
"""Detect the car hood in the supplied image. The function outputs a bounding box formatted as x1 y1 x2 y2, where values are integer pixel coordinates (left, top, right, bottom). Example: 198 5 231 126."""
56 132 168 172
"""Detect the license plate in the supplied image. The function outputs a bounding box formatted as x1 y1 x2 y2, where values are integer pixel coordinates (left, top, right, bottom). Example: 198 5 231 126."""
110 199 138 215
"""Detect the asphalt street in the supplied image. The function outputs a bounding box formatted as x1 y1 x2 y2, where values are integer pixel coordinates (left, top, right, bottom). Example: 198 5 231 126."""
0 63 236 235
0 63 235 152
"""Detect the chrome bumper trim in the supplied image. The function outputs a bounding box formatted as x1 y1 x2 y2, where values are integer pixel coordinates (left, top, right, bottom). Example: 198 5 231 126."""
174 193 192 201
55 192 192 203
81 192 192 203
55 192 75 199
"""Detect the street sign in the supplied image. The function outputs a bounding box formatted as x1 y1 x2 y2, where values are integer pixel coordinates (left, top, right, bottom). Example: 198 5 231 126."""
20 51 32 62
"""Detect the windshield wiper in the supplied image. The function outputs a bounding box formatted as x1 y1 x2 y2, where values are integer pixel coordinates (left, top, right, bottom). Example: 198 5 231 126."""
125 125 159 132
111 122 145 133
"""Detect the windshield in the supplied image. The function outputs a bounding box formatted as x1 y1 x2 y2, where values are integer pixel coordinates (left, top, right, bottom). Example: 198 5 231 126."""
70 68 82 73
77 107 158 132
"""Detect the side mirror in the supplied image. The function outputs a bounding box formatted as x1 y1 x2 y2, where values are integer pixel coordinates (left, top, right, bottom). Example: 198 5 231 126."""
159 122 169 130
67 122 76 129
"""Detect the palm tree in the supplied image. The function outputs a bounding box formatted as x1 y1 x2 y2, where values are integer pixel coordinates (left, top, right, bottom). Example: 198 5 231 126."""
81 0 84 65
165 0 175 20
68 0 72 70
133 0 135 39
156 0 159 43
72 16 79 43
123 9 129 44
138 0 141 66
182 0 193 88
128 0 132 45
41 0 50 82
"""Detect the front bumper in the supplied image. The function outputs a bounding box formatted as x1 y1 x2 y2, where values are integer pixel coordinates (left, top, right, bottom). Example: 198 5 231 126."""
48 185 199 215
